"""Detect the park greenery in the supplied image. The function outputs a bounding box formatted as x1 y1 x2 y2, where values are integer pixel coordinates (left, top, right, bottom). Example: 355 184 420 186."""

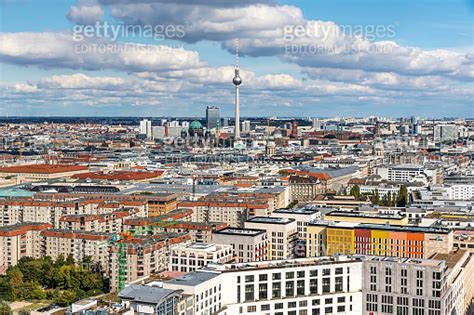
0 255 108 307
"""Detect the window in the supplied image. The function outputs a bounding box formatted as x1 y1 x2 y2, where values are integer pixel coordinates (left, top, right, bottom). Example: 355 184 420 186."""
259 283 268 299
261 304 270 311
245 275 254 283
335 267 343 275
325 307 333 314
247 305 256 313
310 269 318 277
287 271 295 279
286 281 295 297
273 273 281 280
323 278 331 293
288 301 297 308
335 277 343 292
272 282 281 298
325 298 332 304
245 285 254 302
310 279 318 294
297 280 305 296
323 268 331 276
275 303 283 309
259 274 268 281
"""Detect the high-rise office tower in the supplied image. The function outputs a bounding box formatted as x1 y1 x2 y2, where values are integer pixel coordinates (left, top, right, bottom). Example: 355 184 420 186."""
206 106 220 129
221 117 229 127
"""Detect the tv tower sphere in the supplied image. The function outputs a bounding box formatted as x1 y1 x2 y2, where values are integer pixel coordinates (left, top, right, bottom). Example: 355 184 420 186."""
233 74 242 86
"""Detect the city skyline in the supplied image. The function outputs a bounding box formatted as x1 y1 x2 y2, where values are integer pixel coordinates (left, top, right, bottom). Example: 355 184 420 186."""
0 0 473 117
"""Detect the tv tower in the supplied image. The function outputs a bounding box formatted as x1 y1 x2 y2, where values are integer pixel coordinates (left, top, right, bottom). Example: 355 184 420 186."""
233 39 242 140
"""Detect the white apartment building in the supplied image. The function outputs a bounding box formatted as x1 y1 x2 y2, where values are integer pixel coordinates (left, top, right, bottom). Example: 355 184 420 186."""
139 119 153 140
376 164 443 185
130 253 473 315
244 217 298 260
446 184 474 200
169 243 233 273
0 222 51 274
271 207 321 239
163 256 363 315
212 228 268 263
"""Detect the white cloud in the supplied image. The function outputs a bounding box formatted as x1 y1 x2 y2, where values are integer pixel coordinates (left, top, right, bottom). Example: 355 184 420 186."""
95 1 473 81
67 0 104 24
38 73 134 90
0 32 204 72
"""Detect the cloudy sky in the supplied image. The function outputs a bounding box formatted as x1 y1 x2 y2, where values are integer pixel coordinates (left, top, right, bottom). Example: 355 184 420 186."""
0 0 473 117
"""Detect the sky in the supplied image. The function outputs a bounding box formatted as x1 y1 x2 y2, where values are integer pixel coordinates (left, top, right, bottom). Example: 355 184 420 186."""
0 0 473 118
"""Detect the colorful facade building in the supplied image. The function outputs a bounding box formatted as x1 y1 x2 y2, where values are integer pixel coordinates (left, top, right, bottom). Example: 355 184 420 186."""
307 222 452 259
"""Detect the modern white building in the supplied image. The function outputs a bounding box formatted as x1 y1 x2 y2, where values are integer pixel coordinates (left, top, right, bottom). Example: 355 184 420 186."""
164 256 364 315
271 207 321 239
121 252 473 315
446 184 474 200
212 228 268 263
139 119 153 140
376 164 443 185
244 217 298 260
169 243 233 273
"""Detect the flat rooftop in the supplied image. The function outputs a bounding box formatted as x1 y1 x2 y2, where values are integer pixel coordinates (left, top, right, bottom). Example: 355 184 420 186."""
214 227 266 236
273 208 320 215
326 210 405 220
166 271 221 286
309 221 451 233
247 216 295 225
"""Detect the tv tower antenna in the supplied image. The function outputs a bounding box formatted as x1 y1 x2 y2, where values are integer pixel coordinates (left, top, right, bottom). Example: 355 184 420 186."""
233 39 242 144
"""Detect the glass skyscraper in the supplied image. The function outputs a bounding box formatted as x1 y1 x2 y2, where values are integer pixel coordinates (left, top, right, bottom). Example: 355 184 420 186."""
206 106 220 129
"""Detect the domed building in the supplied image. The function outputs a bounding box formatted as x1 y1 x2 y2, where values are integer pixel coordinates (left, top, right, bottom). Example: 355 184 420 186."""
189 120 204 137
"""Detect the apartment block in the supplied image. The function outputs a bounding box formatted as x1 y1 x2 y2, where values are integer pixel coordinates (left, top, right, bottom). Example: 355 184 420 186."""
0 222 51 274
179 199 272 228
163 256 364 315
169 243 233 273
362 250 472 315
271 207 321 238
41 229 111 269
108 233 191 291
121 253 473 315
306 221 453 258
212 228 268 262
245 217 298 260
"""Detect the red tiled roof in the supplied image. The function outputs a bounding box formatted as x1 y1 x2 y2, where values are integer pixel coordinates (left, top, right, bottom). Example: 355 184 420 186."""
72 170 163 181
0 164 88 174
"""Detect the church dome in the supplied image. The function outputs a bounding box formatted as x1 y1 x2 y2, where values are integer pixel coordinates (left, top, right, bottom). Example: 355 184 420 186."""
189 121 203 129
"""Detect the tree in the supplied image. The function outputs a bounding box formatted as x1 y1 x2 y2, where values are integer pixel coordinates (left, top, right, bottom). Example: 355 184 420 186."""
350 185 361 200
0 278 13 301
397 185 409 207
370 189 380 205
54 289 77 307
0 302 11 315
